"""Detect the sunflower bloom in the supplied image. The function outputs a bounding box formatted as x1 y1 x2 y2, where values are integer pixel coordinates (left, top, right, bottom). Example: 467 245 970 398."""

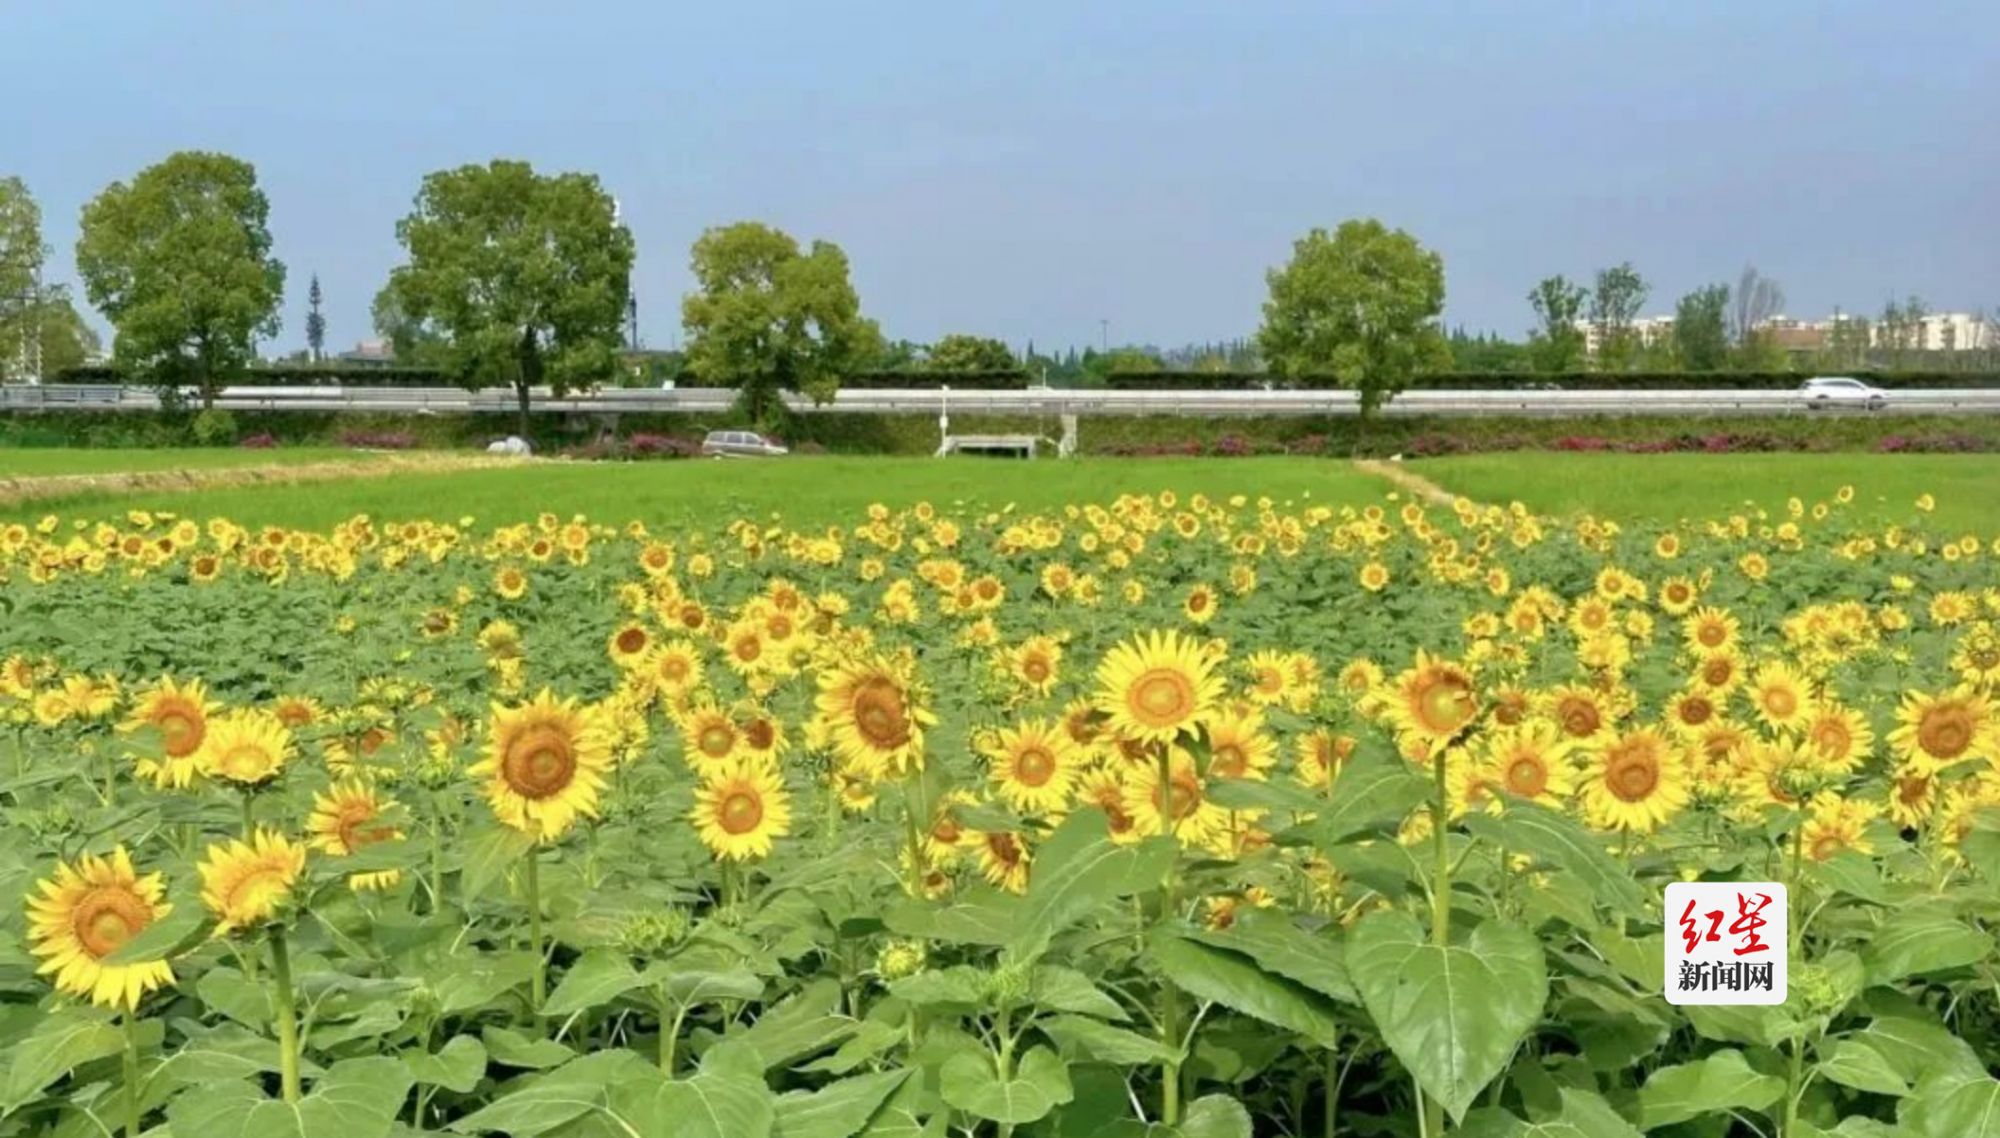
471 690 614 842
25 848 175 1011
1093 630 1224 745
691 759 792 861
199 830 307 935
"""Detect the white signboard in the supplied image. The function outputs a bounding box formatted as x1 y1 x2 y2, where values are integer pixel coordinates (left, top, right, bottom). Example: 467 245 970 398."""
1664 881 1788 1006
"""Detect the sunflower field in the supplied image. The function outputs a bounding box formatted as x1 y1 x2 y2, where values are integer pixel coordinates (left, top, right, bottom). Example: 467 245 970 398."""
1 485 1998 1138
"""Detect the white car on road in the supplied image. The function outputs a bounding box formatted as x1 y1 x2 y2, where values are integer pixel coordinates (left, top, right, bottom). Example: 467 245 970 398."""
700 430 790 458
1800 376 1888 411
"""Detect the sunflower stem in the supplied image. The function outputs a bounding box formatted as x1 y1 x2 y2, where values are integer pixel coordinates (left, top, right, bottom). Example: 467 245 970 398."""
900 772 927 899
1155 743 1182 1127
123 1010 142 1138
1784 812 1807 1137
1423 746 1452 1138
525 849 546 1018
268 926 302 1103
241 792 256 839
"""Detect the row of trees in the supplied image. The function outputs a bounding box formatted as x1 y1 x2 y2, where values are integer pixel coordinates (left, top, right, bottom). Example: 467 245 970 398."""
8 153 1993 433
8 152 1456 430
0 177 103 379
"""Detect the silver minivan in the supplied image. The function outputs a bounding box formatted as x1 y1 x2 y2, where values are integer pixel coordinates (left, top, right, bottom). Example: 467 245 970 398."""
699 430 790 458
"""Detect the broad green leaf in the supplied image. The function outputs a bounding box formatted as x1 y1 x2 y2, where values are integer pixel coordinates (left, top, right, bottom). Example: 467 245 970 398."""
1861 1016 1983 1084
1862 904 1991 983
652 967 764 1007
197 966 272 1028
149 1023 289 1085
1818 1037 1909 1097
773 1069 910 1138
461 826 535 904
606 1064 776 1138
1456 1090 1642 1138
1186 907 1357 1004
2 1006 126 1112
1636 1049 1785 1130
434 951 539 1016
939 1046 1073 1125
882 893 1016 947
1009 811 1174 960
164 1056 412 1138
1346 912 1548 1124
542 949 643 1018
1463 803 1644 916
733 979 855 1070
888 966 988 1008
1145 933 1341 1048
446 1050 652 1135
402 1035 487 1094
1038 1015 1176 1066
1300 749 1431 846
1905 1069 2000 1137
480 1026 576 1070
1082 1093 1252 1138
1029 966 1128 1020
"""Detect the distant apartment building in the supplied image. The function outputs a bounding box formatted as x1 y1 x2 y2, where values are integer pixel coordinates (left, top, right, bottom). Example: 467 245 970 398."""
1573 316 1675 357
1573 311 1992 359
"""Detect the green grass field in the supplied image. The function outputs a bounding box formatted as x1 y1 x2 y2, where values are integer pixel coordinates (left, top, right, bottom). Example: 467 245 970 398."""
2 457 1387 529
1414 453 2000 533
0 446 356 477
6 450 1995 534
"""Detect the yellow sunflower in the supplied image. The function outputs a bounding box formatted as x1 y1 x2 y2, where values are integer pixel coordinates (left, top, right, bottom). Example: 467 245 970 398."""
470 690 614 842
1074 768 1140 844
1801 795 1879 862
122 676 218 789
1202 708 1277 781
816 654 935 777
198 830 307 935
1478 722 1577 806
974 830 1032 894
1182 583 1220 625
1748 662 1814 734
1802 702 1874 774
199 709 294 787
1093 630 1224 746
307 781 405 891
677 698 742 773
1006 636 1063 697
691 759 792 861
1123 749 1226 847
1383 652 1478 750
1682 607 1740 657
982 718 1083 814
607 622 653 668
646 641 705 698
1889 687 1993 774
1579 728 1688 833
25 847 175 1011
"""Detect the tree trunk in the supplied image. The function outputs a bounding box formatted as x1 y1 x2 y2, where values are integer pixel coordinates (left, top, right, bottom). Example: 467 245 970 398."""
516 331 542 442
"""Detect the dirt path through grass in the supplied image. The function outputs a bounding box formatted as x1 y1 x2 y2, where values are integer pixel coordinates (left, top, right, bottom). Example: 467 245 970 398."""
0 453 529 510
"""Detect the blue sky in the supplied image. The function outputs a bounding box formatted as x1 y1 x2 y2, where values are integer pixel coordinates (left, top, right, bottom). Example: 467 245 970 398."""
6 1 1994 355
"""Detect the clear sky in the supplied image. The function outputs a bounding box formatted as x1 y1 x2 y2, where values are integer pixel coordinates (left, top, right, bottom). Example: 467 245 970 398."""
6 1 1995 356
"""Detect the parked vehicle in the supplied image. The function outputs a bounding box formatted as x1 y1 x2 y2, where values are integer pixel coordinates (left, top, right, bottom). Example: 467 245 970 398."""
1800 376 1888 411
699 429 789 458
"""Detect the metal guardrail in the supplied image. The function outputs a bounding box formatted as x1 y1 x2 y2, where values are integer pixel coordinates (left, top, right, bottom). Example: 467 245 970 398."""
6 383 2000 417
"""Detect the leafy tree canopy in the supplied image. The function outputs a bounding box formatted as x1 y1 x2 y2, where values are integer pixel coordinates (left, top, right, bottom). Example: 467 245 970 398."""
1256 219 1448 416
925 333 1017 373
383 159 634 437
681 221 879 425
74 151 285 406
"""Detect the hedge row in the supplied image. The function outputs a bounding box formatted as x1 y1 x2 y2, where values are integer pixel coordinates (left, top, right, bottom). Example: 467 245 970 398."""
53 366 2000 393
1101 369 2000 391
50 366 1035 391
9 407 1998 459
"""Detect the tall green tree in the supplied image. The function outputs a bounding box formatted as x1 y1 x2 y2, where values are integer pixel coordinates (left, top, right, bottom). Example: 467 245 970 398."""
925 333 1016 373
1 177 46 380
74 151 285 407
1525 275 1588 373
681 222 879 425
305 274 326 363
1586 262 1648 372
1257 219 1448 422
382 160 633 438
32 291 102 376
1672 284 1731 371
370 282 445 366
